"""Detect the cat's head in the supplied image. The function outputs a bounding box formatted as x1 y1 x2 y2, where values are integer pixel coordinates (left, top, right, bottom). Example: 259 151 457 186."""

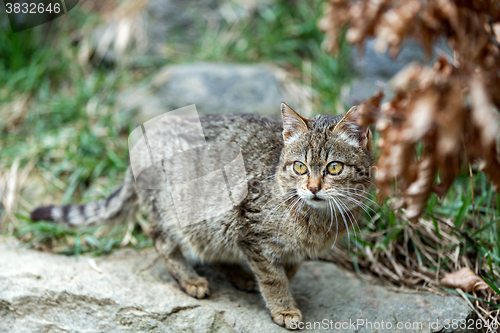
277 103 374 210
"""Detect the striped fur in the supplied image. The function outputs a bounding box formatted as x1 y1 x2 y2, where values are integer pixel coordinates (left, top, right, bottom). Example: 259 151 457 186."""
30 170 137 226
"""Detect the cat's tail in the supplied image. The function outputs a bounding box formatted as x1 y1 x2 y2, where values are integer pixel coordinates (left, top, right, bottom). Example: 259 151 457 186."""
30 168 138 226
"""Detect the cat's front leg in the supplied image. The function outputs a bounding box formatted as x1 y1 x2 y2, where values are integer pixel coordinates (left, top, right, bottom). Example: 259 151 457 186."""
242 250 302 329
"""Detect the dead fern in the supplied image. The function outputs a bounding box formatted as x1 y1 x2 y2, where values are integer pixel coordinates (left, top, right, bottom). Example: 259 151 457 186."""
320 0 500 326
320 0 500 221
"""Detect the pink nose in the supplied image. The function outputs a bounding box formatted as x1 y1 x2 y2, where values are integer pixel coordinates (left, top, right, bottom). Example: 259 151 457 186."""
309 186 320 194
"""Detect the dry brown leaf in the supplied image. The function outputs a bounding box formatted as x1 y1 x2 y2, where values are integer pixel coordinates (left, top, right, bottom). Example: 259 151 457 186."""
469 73 500 148
404 155 436 223
441 267 490 293
356 91 384 127
374 1 421 56
318 0 351 54
320 0 500 220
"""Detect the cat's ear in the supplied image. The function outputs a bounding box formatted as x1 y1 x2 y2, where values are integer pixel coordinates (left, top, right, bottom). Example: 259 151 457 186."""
281 102 309 144
333 106 372 150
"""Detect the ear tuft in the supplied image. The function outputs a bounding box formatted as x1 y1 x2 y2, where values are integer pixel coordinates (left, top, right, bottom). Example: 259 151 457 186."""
333 106 371 149
281 103 309 144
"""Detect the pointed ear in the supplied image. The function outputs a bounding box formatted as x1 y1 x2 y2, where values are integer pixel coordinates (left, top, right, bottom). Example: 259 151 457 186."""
281 102 309 144
333 106 372 150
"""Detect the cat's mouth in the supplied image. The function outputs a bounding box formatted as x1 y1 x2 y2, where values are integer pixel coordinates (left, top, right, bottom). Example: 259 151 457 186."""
303 196 329 209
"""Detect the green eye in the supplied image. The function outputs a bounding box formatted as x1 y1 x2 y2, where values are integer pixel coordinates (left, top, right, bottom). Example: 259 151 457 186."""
327 162 344 176
293 161 308 175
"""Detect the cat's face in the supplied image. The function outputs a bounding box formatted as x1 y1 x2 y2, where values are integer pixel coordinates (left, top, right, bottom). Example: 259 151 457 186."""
277 103 374 210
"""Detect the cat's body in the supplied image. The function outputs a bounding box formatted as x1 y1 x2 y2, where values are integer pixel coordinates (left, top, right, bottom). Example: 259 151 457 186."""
31 104 373 330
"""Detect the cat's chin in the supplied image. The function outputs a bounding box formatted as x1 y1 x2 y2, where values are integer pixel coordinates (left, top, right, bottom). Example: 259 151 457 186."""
303 198 329 209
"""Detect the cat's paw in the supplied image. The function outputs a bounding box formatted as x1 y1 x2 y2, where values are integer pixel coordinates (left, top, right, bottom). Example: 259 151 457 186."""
232 275 259 293
179 278 210 299
272 309 302 330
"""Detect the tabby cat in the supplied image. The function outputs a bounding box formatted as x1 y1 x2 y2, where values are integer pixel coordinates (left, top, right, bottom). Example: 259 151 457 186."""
31 103 374 330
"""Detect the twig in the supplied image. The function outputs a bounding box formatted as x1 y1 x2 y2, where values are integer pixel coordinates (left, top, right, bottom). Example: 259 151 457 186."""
469 163 476 231
456 288 487 324
425 213 477 246
137 256 159 275
88 258 102 274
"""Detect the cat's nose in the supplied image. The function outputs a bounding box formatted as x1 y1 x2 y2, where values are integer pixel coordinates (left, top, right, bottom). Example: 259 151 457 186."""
309 186 320 194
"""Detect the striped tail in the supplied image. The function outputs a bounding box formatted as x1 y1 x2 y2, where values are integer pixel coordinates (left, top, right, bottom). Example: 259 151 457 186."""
30 169 138 226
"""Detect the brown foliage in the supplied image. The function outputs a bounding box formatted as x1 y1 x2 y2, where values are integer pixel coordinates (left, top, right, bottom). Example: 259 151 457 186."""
441 267 490 293
321 0 500 221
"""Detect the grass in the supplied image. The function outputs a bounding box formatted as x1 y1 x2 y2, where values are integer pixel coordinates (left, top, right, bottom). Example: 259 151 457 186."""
0 7 140 250
327 169 500 325
0 0 498 329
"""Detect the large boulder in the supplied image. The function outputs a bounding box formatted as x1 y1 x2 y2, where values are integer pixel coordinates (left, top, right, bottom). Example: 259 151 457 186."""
0 237 474 332
119 63 310 124
347 39 453 104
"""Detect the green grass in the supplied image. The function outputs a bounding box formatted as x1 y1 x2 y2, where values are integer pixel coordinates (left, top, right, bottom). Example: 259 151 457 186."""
0 7 138 251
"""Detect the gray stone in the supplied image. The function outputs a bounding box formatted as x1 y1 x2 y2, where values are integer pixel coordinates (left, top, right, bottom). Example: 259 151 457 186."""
0 237 473 333
347 38 453 104
351 39 453 80
345 76 389 106
119 63 311 124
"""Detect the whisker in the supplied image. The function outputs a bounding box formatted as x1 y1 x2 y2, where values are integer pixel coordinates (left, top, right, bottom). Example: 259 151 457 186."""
258 174 277 183
276 196 302 244
261 189 295 209
325 198 335 236
331 198 350 251
334 196 362 233
329 188 381 211
328 199 340 253
330 190 376 217
341 196 380 228
260 198 294 230
364 179 380 189
259 191 297 233
292 200 304 245
336 198 360 250
327 188 387 226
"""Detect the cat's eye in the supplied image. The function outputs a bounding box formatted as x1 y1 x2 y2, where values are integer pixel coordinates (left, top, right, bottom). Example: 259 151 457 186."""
293 161 308 175
326 162 344 176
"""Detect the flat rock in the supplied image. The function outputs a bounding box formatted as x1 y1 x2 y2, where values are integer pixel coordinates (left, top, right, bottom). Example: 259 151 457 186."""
119 63 309 124
347 39 453 104
0 237 473 332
